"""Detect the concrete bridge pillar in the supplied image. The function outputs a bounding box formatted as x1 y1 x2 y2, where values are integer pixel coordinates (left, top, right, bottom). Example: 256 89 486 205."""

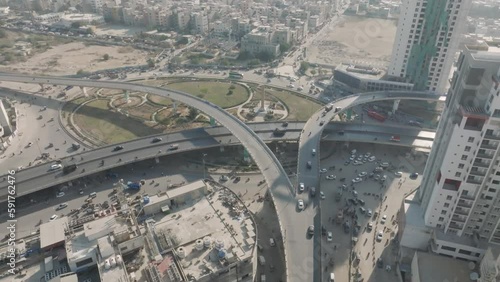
392 100 400 114
80 86 87 97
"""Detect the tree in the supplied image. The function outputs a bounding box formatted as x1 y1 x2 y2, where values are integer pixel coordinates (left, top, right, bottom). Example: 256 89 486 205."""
248 59 260 66
103 54 110 61
147 58 155 68
188 107 199 120
255 51 274 62
310 69 317 75
177 37 189 45
279 42 291 53
71 22 81 29
299 61 310 73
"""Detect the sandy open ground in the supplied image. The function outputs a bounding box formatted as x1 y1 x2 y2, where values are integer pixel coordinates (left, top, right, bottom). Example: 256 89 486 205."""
307 15 398 69
2 42 151 75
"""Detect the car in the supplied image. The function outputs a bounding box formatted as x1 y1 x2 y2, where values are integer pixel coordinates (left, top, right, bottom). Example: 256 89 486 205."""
357 198 365 205
353 161 363 166
344 160 350 166
308 225 314 235
310 187 316 197
297 199 305 210
395 171 403 177
288 84 295 88
377 231 383 241
351 177 362 183
49 164 62 171
320 168 327 174
358 172 367 177
377 258 384 268
359 207 366 214
351 149 357 155
27 142 33 147
282 122 289 127
349 155 355 161
326 175 336 180
352 190 358 197
320 120 325 126
364 152 371 157
56 203 67 210
56 192 65 198
299 183 305 192
368 156 376 162
152 137 162 143
79 189 84 195
367 222 373 231
381 214 387 224
357 156 363 161
366 209 372 217
113 145 124 151
327 232 333 242
381 175 387 181
306 161 312 169
219 175 228 182
320 191 325 199
50 215 58 221
410 172 419 179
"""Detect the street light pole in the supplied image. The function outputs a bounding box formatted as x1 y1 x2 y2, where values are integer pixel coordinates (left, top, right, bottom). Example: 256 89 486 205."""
202 153 207 180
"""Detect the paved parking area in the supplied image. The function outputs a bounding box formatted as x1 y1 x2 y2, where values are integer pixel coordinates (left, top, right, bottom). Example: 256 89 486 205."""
318 142 426 282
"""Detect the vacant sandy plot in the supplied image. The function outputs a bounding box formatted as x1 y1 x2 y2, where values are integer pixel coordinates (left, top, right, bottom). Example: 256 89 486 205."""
3 42 151 75
307 15 398 68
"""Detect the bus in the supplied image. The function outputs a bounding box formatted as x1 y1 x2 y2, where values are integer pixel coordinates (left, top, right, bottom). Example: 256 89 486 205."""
228 71 243 79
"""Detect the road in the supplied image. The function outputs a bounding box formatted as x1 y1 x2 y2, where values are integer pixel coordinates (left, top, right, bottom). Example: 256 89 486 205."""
0 121 435 200
297 91 445 281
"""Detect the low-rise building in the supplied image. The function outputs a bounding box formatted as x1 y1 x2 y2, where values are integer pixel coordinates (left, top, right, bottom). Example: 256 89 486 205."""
333 64 413 92
241 26 279 57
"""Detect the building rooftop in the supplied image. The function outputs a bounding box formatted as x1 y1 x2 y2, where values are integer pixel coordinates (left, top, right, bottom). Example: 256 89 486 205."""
415 251 472 282
151 188 255 280
40 217 69 249
336 64 387 80
48 273 78 282
98 237 129 282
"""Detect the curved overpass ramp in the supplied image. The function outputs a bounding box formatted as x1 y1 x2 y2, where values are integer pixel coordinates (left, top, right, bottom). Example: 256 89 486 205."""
297 91 445 282
0 72 298 279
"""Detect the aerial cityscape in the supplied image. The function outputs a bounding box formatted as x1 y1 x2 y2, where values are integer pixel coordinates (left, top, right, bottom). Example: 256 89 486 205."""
0 0 499 281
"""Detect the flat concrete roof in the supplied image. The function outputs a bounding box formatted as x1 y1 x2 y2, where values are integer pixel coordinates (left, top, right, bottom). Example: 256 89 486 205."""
152 188 255 280
48 273 78 282
167 180 206 198
40 217 68 249
415 251 472 282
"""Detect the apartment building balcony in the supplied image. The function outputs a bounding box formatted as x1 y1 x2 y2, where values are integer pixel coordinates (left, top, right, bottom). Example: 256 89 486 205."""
492 230 500 240
448 222 464 230
469 170 486 177
457 200 473 208
473 161 490 168
480 143 498 150
476 152 494 159
484 133 500 141
466 177 483 185
454 208 469 216
460 192 475 201
452 215 467 223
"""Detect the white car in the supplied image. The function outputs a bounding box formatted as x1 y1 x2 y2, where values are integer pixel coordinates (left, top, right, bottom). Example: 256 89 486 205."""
349 155 355 161
50 215 58 221
327 232 333 242
326 175 336 180
56 192 65 198
27 142 33 147
351 149 357 154
319 168 328 174
394 171 403 177
299 183 305 192
353 161 363 166
297 199 304 210
376 231 383 242
352 177 362 183
49 164 63 171
364 152 371 157
368 156 376 162
320 191 325 199
358 172 367 177
366 209 372 217
381 215 387 224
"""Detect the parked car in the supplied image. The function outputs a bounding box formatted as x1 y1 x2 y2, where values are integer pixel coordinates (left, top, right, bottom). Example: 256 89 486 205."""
395 171 403 177
56 203 67 210
320 191 325 199
297 199 304 210
320 168 327 173
56 192 65 198
50 215 58 221
308 225 315 235
352 178 362 183
327 232 333 242
299 183 305 192
326 175 336 180
376 231 383 242
310 187 316 197
152 137 162 143
381 214 387 224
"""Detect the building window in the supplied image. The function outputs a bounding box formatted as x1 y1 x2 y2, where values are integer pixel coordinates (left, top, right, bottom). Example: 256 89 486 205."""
458 163 465 169
455 172 461 177
465 146 471 152
438 217 445 221
444 203 450 208
441 246 456 252
468 137 475 142
76 258 94 268
441 210 447 215
461 155 468 161
446 195 453 200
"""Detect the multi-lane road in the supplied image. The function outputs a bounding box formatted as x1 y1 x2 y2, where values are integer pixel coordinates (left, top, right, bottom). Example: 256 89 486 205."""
297 91 445 281
0 72 444 282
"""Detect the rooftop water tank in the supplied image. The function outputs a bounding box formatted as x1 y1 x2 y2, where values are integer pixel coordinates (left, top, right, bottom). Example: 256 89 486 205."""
215 239 224 250
195 239 204 251
116 255 122 264
177 247 186 259
143 196 150 205
110 256 116 267
104 259 111 270
203 236 212 248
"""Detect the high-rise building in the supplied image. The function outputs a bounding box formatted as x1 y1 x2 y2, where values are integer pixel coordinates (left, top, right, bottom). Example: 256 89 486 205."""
417 46 500 258
388 0 471 93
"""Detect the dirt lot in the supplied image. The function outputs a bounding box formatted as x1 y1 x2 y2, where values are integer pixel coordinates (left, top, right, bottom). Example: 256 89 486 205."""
307 15 398 68
3 42 151 75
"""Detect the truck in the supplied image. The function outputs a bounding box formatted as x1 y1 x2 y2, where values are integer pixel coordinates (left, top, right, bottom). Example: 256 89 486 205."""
127 181 141 190
63 164 77 174
367 111 386 122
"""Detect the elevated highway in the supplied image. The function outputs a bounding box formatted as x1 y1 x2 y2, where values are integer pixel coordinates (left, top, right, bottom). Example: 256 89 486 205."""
0 122 435 199
297 91 445 281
